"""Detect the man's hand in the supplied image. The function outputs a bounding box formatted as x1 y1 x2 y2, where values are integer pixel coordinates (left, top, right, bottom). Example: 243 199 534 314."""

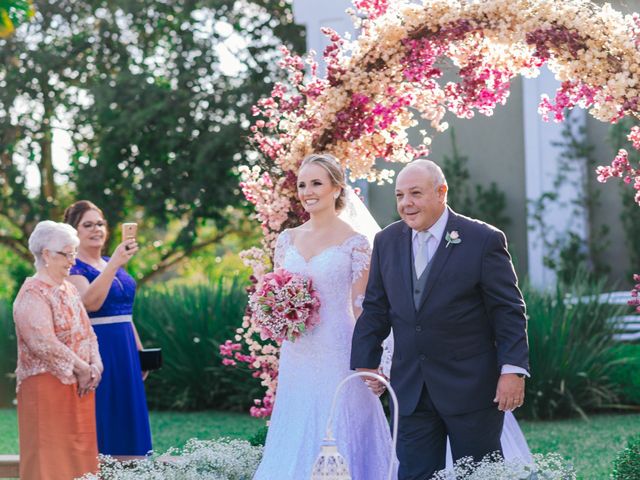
494 373 525 411
356 368 387 396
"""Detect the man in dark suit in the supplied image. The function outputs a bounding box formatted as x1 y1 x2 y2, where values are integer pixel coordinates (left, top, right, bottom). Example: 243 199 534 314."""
351 160 529 480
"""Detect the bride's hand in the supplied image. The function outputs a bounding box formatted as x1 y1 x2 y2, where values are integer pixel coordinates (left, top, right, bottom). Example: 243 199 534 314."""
367 378 387 396
357 368 387 396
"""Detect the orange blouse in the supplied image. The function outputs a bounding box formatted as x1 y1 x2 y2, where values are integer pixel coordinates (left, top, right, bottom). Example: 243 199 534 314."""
13 278 101 390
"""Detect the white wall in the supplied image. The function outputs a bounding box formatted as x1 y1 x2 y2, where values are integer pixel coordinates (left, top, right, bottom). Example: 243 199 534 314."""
522 70 588 288
293 0 354 78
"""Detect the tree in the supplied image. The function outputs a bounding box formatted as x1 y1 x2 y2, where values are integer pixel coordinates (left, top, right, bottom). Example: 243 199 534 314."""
0 0 304 284
0 1 33 38
0 1 94 262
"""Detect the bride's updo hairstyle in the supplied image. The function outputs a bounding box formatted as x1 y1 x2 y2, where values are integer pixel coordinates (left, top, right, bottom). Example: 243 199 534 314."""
299 153 347 212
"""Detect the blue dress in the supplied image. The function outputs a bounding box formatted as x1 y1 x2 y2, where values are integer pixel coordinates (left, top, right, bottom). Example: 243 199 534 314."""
71 258 152 456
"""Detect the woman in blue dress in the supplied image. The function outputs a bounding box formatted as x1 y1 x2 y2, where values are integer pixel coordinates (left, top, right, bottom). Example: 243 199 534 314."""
65 200 152 457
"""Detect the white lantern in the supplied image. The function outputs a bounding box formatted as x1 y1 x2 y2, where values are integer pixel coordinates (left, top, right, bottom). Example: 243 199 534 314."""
310 441 352 479
310 372 398 480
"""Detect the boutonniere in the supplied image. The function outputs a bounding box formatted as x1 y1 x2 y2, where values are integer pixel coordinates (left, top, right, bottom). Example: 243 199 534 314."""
445 230 461 248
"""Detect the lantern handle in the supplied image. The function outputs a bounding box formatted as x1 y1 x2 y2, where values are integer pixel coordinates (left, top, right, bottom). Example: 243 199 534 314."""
323 371 398 480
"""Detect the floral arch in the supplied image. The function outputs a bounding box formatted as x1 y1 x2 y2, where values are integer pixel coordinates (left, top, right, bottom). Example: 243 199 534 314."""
224 0 640 417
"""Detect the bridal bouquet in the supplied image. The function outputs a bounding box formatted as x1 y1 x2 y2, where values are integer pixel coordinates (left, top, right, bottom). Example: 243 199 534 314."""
249 268 321 343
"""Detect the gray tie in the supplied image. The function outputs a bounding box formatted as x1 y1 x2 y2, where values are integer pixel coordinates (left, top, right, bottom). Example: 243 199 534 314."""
414 231 431 277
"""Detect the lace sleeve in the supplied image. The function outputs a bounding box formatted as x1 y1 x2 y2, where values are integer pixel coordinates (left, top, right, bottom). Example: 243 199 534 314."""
350 234 372 318
351 235 372 284
273 230 290 269
13 289 78 379
67 282 101 368
90 332 101 368
380 332 394 378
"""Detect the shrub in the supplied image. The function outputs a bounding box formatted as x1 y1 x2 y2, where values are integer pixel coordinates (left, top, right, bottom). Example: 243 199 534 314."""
0 299 16 408
612 435 640 480
248 425 268 447
609 344 640 405
431 452 576 479
80 438 263 480
135 274 262 411
520 278 625 419
0 247 32 302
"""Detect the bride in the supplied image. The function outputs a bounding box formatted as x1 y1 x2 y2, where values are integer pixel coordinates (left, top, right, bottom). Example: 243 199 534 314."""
253 153 395 479
253 153 530 479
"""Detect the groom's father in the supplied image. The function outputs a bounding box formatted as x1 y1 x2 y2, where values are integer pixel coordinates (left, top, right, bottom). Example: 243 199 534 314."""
351 160 529 480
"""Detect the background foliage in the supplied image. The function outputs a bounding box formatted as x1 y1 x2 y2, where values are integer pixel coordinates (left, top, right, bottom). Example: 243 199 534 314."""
0 0 304 282
0 1 33 37
612 434 640 480
609 343 640 406
135 273 262 411
0 299 16 408
520 276 630 420
2 273 637 414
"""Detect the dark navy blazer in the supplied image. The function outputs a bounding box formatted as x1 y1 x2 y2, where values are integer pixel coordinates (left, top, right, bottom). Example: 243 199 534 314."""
350 208 529 416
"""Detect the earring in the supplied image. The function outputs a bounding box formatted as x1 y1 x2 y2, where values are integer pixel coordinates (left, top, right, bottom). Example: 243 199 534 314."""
334 192 340 199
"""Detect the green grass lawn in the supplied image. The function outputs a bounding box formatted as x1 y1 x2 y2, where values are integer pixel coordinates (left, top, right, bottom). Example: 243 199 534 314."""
518 412 640 479
1 409 638 479
0 408 17 454
0 409 265 455
149 410 265 453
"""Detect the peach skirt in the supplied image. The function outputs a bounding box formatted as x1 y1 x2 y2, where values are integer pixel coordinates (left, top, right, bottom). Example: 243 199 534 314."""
17 373 98 480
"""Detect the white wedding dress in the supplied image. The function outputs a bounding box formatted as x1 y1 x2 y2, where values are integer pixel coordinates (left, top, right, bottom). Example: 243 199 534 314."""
253 230 395 480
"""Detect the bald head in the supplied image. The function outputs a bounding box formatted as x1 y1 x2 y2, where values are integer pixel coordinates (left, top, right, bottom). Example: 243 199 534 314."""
395 159 448 231
397 160 447 191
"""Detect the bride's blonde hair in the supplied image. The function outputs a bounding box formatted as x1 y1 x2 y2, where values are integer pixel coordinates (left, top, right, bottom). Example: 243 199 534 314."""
299 153 347 212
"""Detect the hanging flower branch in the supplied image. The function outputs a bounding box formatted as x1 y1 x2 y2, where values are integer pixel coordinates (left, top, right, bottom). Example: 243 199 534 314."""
596 126 640 205
224 0 640 417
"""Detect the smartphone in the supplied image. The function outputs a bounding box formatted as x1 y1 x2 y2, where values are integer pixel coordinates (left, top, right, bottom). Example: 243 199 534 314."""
122 223 138 242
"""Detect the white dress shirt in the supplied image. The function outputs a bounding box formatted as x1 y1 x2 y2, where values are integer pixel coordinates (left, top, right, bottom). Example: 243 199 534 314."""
411 208 448 265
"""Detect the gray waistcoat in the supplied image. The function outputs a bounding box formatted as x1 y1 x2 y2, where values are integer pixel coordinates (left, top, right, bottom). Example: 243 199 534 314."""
411 253 435 311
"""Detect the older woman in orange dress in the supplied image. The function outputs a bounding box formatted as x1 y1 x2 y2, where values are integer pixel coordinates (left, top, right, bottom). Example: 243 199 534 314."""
13 221 103 480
